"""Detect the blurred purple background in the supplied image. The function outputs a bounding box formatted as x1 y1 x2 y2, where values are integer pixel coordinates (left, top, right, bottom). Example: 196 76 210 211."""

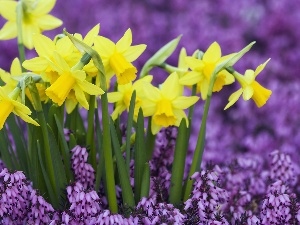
1 0 300 165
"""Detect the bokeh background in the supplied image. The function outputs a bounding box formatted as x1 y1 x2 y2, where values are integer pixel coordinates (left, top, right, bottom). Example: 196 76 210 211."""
1 0 300 165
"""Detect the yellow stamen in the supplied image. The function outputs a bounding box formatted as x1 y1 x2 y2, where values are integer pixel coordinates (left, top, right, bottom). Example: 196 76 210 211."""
109 52 137 85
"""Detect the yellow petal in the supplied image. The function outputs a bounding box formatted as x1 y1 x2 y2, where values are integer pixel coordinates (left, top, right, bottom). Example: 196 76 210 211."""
185 57 204 70
178 47 187 68
179 71 201 86
22 23 40 49
254 58 271 77
123 44 146 62
172 96 199 109
23 57 49 72
116 28 132 53
203 42 221 63
33 34 55 57
0 99 14 129
111 104 126 120
76 80 104 96
200 79 209 100
251 81 272 107
65 98 78 114
10 58 22 75
143 83 161 102
173 109 188 127
0 21 17 40
31 0 56 16
224 89 243 110
107 92 123 103
13 108 39 126
37 14 63 31
161 72 181 99
83 24 100 46
0 1 17 21
243 86 254 100
151 119 162 135
73 86 89 110
94 36 115 57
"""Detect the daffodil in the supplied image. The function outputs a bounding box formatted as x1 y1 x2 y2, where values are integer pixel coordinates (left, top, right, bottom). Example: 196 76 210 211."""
23 24 100 82
179 42 235 100
0 87 39 129
141 72 199 134
224 59 272 109
0 0 62 49
108 75 153 120
0 58 48 103
45 52 104 112
94 28 146 85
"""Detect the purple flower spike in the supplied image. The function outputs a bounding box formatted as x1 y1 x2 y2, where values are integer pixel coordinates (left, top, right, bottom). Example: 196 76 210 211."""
260 180 300 224
269 150 297 184
184 167 229 224
71 145 95 189
90 209 137 225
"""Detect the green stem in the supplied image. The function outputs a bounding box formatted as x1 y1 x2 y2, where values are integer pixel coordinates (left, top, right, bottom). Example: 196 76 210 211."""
28 81 57 197
86 78 96 170
16 1 26 70
183 73 216 201
169 119 188 205
101 92 118 213
125 91 136 173
145 117 156 161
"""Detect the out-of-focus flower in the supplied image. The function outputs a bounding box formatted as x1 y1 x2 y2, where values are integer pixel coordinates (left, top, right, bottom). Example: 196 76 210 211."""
224 59 272 109
94 28 146 85
0 0 62 49
108 75 153 120
45 52 104 112
142 72 199 134
179 42 235 99
0 87 39 129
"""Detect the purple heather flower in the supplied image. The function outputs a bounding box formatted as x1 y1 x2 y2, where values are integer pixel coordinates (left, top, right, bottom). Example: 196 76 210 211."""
71 145 95 189
184 167 229 224
260 180 300 224
89 209 137 225
269 150 297 184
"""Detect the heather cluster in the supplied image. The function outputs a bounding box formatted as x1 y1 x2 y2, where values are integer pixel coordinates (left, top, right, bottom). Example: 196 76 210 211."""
1 145 300 224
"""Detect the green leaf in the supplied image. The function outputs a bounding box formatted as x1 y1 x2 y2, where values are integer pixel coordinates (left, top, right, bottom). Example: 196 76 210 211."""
37 140 58 208
6 115 28 172
140 163 150 199
125 90 136 171
110 117 135 208
169 119 188 205
0 129 15 169
134 108 146 203
54 114 73 182
140 35 182 77
47 125 68 209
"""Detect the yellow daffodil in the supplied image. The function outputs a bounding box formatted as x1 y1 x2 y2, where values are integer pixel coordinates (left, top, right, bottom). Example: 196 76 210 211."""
224 59 272 109
108 75 153 120
94 28 146 85
0 58 48 103
0 87 39 129
23 24 100 82
45 52 104 112
179 42 235 100
0 0 62 49
141 72 199 134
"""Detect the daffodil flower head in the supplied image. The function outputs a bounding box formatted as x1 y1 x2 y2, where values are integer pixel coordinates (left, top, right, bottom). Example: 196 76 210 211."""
94 28 146 85
179 42 235 99
45 52 104 111
0 0 62 49
224 59 272 109
108 75 153 120
0 86 39 129
142 72 199 134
